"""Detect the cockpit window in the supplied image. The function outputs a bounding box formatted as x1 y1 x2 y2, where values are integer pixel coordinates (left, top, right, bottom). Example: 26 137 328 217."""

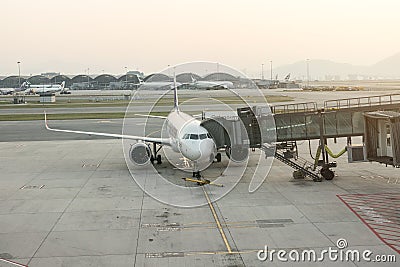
199 134 207 140
183 134 189 139
190 134 199 140
207 133 212 139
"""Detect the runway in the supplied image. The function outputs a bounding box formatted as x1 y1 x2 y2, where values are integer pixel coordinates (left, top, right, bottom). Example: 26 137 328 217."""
0 89 399 266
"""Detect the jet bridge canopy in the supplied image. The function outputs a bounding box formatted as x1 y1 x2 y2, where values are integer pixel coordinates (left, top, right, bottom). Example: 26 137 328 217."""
364 111 400 167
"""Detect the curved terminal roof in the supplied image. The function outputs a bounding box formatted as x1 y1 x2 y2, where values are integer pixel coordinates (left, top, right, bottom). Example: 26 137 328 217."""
144 73 170 82
0 76 27 88
1 71 250 88
94 74 118 84
27 75 51 84
118 74 141 83
176 73 201 83
71 75 93 84
51 75 71 83
203 72 238 81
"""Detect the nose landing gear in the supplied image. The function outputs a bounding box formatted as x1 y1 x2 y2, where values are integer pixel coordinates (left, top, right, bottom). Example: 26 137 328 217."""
192 171 202 179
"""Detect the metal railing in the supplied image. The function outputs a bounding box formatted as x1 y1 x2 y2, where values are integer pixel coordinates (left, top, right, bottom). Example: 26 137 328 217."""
271 102 318 114
324 94 400 110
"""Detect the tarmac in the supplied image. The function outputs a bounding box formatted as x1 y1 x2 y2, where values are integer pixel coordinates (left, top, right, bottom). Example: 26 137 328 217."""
0 90 399 266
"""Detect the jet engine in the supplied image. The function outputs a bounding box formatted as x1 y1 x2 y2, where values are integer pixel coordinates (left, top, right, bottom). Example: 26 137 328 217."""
129 143 151 166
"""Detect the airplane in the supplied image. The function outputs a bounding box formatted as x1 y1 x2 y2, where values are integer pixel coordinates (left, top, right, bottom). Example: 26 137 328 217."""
138 81 182 90
44 77 221 178
0 83 30 95
188 75 234 90
24 81 66 94
0 88 16 95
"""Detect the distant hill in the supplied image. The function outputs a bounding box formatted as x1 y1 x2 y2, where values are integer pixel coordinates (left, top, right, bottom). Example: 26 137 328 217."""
369 52 400 77
271 53 400 80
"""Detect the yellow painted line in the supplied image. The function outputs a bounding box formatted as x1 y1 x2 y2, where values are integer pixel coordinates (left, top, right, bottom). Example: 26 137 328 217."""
203 187 232 253
178 225 259 231
184 220 257 226
185 249 259 256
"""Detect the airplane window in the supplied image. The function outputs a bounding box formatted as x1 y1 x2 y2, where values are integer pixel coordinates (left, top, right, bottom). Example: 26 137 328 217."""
190 134 199 140
199 134 207 140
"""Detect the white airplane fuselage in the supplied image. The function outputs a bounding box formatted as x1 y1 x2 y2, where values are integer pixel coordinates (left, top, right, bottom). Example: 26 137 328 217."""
26 85 61 94
165 110 216 167
24 81 65 94
192 80 233 89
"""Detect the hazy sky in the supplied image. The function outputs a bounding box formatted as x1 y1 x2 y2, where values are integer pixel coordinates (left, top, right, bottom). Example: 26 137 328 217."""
1 0 399 76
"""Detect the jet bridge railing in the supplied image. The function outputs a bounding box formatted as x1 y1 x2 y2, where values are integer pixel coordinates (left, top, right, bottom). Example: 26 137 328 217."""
203 94 400 144
324 93 400 110
271 102 317 114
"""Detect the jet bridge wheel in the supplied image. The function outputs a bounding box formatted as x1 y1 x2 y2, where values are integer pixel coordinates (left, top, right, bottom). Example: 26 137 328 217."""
215 153 222 162
293 170 305 179
320 168 334 180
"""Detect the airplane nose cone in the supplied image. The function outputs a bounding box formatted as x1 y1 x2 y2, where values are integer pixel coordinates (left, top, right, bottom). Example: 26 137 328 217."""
180 139 215 162
199 139 215 161
180 141 201 161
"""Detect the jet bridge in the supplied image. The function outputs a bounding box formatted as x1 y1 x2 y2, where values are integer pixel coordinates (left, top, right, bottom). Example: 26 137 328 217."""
201 93 400 181
364 111 400 167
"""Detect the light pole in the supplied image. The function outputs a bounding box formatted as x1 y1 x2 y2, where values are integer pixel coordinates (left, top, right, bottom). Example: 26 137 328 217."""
216 62 219 81
87 68 90 88
261 64 264 80
125 67 128 86
270 60 273 81
306 59 310 88
17 61 21 87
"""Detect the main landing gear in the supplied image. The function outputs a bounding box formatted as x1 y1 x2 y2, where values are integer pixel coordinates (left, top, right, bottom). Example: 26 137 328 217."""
150 143 162 165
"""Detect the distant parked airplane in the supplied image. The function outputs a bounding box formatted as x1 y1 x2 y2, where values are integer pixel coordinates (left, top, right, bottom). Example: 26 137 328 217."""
23 81 66 94
188 75 234 89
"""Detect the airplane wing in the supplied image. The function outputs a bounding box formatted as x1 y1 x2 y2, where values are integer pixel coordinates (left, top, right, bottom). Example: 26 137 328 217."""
44 112 171 145
134 114 168 119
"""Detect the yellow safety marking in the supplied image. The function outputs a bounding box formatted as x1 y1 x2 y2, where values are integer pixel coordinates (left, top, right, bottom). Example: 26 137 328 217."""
177 225 259 231
183 177 224 187
184 220 257 226
185 249 259 256
203 187 232 253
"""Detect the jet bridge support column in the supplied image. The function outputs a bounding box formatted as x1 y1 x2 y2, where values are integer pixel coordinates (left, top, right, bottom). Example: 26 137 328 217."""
318 109 335 180
318 110 327 164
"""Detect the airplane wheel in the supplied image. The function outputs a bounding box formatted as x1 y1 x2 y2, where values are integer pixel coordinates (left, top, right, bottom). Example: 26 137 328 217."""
321 168 334 180
156 155 162 164
150 155 155 164
216 153 221 162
